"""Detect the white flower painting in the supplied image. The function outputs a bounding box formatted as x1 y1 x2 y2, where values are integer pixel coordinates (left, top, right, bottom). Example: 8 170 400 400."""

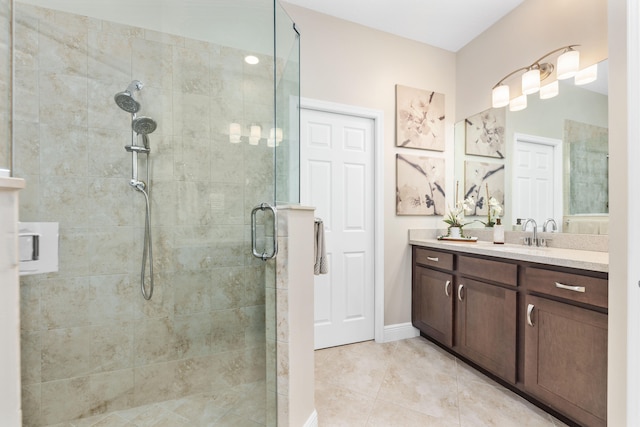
465 108 506 158
464 160 505 216
396 85 445 151
396 154 445 215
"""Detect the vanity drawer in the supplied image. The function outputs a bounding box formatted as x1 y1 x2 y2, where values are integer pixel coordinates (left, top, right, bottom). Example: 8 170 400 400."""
524 267 608 309
414 247 453 271
458 255 517 287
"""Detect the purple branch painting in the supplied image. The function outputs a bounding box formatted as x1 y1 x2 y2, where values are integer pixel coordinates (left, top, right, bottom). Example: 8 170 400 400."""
396 85 445 151
396 154 445 215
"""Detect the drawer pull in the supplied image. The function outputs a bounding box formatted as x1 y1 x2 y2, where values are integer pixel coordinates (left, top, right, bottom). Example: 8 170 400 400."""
555 282 586 293
527 304 535 327
457 284 464 301
445 280 451 297
427 256 439 262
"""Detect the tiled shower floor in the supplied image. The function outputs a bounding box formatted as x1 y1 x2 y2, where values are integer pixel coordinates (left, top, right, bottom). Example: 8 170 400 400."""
43 381 267 427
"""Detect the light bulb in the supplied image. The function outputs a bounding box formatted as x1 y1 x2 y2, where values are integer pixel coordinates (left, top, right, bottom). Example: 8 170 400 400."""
229 123 241 143
492 85 510 108
539 81 559 100
574 64 598 85
557 49 580 80
509 94 527 112
522 68 541 95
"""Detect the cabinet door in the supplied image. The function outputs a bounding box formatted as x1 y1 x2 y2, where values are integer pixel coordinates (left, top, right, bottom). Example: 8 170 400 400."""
524 295 607 427
412 266 454 347
456 278 517 383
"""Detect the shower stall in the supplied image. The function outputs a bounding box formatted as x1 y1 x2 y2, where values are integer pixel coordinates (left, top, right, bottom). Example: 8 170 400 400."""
11 0 300 425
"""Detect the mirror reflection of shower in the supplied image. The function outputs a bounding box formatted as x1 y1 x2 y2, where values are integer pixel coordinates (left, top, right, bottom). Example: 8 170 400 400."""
114 80 157 300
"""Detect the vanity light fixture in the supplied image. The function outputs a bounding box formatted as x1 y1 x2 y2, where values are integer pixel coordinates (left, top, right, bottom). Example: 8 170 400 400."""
491 45 590 110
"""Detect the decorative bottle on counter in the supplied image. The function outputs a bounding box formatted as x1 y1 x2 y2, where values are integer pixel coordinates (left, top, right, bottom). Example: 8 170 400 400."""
493 218 505 244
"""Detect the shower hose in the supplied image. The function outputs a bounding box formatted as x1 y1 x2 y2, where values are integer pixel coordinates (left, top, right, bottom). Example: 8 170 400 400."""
136 154 154 300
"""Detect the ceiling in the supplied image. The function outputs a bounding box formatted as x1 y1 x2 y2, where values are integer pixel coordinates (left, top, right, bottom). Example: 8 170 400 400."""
281 0 525 52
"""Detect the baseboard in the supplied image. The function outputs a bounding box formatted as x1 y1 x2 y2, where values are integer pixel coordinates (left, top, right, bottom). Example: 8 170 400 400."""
303 409 318 427
383 322 419 343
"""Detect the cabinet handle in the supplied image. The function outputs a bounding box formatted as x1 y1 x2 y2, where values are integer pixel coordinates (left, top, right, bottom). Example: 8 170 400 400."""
444 280 451 297
457 284 464 301
554 282 586 293
427 256 439 262
527 304 535 327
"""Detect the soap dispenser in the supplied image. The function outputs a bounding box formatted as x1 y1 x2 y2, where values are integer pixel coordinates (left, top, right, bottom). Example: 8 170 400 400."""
493 218 505 244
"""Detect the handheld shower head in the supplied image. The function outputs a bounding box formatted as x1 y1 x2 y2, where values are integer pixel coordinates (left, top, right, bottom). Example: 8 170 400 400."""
132 116 157 135
114 80 144 113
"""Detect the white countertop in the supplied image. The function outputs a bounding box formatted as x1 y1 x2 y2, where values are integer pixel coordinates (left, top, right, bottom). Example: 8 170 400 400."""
410 238 608 273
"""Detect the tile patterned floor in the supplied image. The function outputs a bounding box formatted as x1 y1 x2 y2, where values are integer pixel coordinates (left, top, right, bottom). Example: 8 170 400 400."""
43 381 267 427
45 336 571 426
314 336 571 427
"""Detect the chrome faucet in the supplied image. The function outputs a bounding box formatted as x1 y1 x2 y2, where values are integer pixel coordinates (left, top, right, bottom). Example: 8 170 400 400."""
543 218 557 232
522 218 538 246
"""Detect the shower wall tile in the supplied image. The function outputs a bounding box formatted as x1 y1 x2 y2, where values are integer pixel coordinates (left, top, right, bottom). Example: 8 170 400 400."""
144 29 185 48
88 80 136 132
55 227 91 278
173 46 211 95
133 360 181 406
41 327 94 381
209 267 245 310
209 308 247 353
148 134 175 180
39 176 89 228
41 376 91 424
210 138 245 183
244 265 266 307
12 121 40 175
13 69 40 123
39 124 88 177
100 20 144 39
244 305 267 347
40 276 93 330
173 91 211 138
13 6 39 70
87 226 137 275
174 312 214 359
20 278 41 333
38 21 88 77
38 73 88 127
136 86 174 136
133 271 175 320
148 180 178 226
87 128 132 178
175 138 211 182
87 31 133 84
21 331 42 386
209 182 244 225
22 383 42 427
88 369 135 416
134 317 177 366
88 178 135 226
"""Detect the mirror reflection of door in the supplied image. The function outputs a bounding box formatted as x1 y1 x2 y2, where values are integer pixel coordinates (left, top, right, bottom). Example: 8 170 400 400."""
512 134 563 231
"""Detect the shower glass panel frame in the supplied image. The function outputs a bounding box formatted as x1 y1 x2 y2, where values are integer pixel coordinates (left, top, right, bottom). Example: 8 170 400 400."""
12 0 299 425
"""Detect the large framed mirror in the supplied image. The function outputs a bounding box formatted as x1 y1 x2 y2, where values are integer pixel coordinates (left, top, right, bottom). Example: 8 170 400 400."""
455 59 608 234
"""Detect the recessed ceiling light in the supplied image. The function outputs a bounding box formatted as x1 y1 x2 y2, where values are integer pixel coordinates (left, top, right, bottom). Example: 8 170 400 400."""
245 55 259 65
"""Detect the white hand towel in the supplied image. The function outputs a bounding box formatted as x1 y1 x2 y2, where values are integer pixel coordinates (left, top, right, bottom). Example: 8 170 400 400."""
314 219 328 275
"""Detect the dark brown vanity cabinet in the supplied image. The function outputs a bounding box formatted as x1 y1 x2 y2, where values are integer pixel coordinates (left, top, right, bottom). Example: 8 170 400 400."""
523 268 608 427
411 247 518 383
456 256 518 383
412 245 608 427
412 248 454 346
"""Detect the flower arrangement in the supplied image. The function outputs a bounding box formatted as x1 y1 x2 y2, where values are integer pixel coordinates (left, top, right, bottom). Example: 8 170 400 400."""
477 183 503 227
443 181 475 235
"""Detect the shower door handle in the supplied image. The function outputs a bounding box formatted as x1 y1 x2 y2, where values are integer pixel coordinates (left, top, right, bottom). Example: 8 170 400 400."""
251 203 278 261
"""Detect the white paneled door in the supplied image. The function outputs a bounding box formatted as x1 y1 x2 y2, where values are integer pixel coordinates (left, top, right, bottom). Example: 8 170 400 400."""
512 135 562 228
300 108 375 350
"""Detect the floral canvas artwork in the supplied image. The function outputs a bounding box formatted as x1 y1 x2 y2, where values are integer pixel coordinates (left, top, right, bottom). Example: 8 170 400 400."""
465 108 506 158
396 85 445 151
464 160 505 217
396 154 445 215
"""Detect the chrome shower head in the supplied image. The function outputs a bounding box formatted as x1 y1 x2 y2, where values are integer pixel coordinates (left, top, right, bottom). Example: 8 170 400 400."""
114 80 143 113
132 116 157 135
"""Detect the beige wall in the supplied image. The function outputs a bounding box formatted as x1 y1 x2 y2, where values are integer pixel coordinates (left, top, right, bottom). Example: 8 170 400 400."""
456 0 607 121
281 3 457 326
